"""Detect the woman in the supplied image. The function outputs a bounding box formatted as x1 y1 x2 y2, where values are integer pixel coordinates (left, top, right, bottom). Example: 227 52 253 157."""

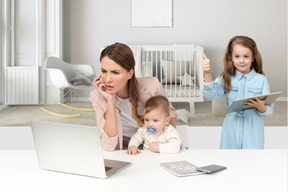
90 42 177 151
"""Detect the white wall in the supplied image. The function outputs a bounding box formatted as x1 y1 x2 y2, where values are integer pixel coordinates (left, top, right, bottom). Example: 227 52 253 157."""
188 126 288 149
63 0 287 97
0 0 3 105
14 0 37 66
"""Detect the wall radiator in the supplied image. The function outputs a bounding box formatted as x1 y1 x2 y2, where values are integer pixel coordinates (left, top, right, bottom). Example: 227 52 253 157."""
5 67 39 105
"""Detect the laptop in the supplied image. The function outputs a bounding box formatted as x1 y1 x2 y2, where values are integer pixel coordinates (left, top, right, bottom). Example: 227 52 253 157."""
227 92 282 113
30 120 131 179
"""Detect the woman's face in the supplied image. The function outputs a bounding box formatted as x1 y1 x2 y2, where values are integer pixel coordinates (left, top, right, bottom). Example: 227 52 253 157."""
100 56 134 98
232 44 254 74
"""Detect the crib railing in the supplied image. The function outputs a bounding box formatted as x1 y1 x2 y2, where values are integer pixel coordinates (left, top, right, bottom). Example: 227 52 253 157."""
140 44 204 113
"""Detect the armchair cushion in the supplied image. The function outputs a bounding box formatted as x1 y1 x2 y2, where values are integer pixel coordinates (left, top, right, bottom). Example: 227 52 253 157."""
69 72 94 86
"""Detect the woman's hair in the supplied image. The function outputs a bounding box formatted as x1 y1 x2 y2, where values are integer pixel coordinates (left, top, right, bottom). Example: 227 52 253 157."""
222 36 264 92
144 95 170 117
100 42 144 126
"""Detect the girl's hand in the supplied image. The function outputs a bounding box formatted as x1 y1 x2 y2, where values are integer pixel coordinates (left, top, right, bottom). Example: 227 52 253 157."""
201 53 212 83
243 97 268 113
92 75 115 103
201 53 211 73
149 142 160 153
127 145 141 155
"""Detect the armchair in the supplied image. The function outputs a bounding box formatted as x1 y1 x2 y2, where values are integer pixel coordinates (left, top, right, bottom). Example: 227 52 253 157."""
41 57 95 117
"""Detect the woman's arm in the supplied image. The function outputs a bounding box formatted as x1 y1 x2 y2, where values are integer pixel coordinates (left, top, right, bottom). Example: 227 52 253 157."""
90 90 120 151
169 117 176 128
90 76 121 151
103 99 118 138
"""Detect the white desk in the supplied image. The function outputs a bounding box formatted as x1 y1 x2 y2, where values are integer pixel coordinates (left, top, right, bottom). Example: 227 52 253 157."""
0 150 287 192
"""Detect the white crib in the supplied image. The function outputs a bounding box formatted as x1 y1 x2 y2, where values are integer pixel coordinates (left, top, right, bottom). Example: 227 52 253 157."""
128 44 204 114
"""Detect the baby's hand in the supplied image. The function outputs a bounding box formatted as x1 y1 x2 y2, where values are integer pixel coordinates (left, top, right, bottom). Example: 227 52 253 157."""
149 142 160 153
201 53 211 73
127 145 141 155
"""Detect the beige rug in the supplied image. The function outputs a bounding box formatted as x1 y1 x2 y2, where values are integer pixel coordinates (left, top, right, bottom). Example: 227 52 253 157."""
0 101 286 127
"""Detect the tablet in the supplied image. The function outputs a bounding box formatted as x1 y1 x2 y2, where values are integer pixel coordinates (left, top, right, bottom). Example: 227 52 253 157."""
160 161 204 177
227 92 282 113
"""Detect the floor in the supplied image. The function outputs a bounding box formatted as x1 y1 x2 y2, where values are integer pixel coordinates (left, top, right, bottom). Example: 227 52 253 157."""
0 101 286 127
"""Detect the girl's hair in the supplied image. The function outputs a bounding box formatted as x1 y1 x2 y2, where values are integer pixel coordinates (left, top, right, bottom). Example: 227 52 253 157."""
144 95 170 117
100 42 144 126
222 36 264 92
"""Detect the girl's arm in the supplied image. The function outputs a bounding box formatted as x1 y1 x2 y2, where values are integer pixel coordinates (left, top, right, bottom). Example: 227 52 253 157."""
202 76 226 101
256 77 274 117
244 77 274 117
201 53 226 100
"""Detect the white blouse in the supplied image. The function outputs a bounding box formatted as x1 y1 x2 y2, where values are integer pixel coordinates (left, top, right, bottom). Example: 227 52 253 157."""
115 95 144 137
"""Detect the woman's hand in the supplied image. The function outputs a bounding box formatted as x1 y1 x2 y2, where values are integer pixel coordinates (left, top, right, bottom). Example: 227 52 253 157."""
127 145 141 155
92 75 115 103
244 97 268 113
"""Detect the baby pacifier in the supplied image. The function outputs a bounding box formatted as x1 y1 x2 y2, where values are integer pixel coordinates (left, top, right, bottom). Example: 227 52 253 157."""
147 127 157 135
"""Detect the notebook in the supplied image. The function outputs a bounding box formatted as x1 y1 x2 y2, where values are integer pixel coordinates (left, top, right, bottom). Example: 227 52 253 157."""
160 160 204 177
227 92 282 113
30 120 131 179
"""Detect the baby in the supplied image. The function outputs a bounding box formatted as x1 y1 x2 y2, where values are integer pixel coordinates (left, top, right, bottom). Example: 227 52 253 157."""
127 95 181 155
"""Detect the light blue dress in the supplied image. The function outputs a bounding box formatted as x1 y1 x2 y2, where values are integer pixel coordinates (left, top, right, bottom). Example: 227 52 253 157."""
203 69 274 149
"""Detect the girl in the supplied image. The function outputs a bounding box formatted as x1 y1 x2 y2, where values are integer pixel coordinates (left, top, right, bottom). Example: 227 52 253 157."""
202 36 274 149
90 43 177 151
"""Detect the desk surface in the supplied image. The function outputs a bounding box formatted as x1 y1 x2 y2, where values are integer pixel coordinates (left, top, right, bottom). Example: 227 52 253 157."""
0 149 287 192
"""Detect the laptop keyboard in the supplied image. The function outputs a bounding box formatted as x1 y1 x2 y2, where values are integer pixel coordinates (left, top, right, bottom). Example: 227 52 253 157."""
105 166 112 172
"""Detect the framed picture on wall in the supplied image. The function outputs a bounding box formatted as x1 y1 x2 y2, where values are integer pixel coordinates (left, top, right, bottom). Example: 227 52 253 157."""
131 0 173 28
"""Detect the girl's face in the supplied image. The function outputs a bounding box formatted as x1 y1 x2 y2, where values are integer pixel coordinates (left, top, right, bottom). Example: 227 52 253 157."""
232 44 254 74
144 107 171 134
100 56 134 98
